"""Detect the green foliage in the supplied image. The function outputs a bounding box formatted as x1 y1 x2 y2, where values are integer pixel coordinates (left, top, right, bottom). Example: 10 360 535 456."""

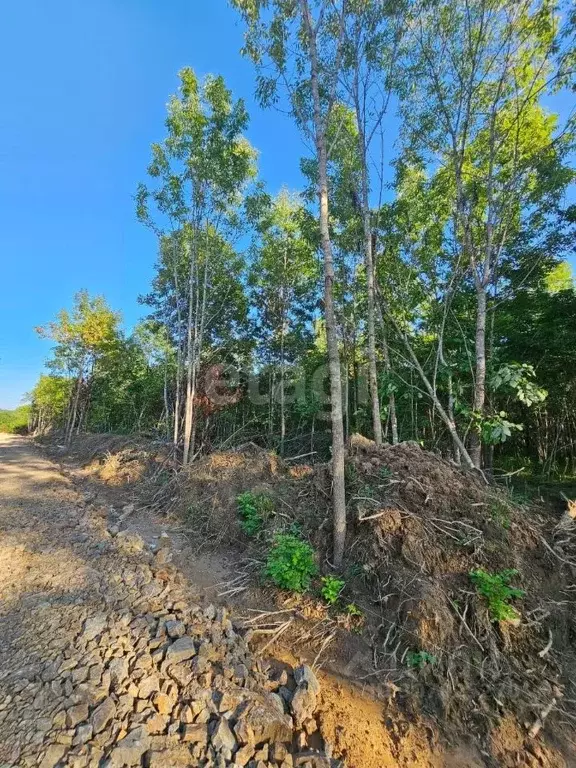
265 534 317 592
345 602 363 618
406 650 437 669
491 364 548 408
236 491 273 536
0 406 30 434
479 412 523 446
469 569 525 623
489 500 511 530
320 575 345 605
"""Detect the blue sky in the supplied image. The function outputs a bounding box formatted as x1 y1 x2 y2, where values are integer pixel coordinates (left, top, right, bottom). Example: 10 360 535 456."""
0 0 308 408
0 1 574 409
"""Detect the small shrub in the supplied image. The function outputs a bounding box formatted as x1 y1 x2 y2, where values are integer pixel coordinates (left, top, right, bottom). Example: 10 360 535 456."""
379 465 393 479
265 534 317 592
469 568 525 623
489 500 511 529
320 575 345 605
237 491 273 536
406 650 437 669
345 602 363 617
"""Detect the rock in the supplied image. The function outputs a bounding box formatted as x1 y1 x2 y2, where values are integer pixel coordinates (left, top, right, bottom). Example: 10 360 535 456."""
115 531 145 555
152 692 173 716
73 723 93 746
145 713 168 734
39 744 68 768
271 743 289 762
290 667 319 727
165 636 196 663
165 620 186 639
147 746 195 767
182 723 209 745
108 657 129 687
109 725 150 766
66 701 89 728
137 674 160 699
293 752 331 767
82 615 107 641
293 666 320 696
234 743 255 767
211 717 237 753
234 694 293 746
91 696 116 734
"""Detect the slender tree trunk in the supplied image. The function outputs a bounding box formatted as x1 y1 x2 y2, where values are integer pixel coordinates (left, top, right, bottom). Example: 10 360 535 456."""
302 0 347 568
353 85 382 445
380 325 398 444
470 287 487 468
183 235 196 465
66 373 83 445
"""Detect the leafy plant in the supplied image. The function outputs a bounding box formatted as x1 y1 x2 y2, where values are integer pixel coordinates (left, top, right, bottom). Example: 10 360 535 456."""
345 602 363 618
379 465 393 479
237 491 274 536
320 575 345 605
265 534 317 592
469 568 525 622
489 500 511 530
406 650 437 669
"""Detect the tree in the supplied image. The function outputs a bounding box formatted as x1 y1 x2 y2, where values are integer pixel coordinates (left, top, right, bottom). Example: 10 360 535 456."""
247 189 319 450
233 0 351 567
36 291 121 443
400 0 572 467
137 68 257 463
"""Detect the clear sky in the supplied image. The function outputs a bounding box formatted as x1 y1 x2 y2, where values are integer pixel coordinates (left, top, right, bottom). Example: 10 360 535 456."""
0 0 308 408
0 1 574 409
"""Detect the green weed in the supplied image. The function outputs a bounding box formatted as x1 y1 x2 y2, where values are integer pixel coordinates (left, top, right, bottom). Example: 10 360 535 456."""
469 568 525 622
406 650 437 669
265 534 317 592
236 491 274 536
320 575 345 605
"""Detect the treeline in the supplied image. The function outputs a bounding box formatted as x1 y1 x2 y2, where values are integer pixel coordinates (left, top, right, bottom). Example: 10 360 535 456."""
0 406 30 434
28 0 576 563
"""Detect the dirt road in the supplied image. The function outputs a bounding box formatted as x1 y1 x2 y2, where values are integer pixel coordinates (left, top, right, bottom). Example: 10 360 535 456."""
0 435 316 767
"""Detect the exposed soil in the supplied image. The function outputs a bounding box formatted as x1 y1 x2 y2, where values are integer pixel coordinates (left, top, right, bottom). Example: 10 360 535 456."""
31 433 576 766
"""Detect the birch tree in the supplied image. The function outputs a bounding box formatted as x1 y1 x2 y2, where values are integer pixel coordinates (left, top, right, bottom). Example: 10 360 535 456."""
137 69 257 464
402 0 567 467
232 0 350 566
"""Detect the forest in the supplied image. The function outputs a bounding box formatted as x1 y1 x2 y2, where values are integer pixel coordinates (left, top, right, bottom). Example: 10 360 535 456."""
26 0 575 566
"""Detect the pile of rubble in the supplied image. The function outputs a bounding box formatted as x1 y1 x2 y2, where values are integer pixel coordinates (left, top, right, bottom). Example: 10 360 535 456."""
0 495 336 767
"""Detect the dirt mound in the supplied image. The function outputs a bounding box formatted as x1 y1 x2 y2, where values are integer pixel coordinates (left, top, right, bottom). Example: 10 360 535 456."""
345 438 576 765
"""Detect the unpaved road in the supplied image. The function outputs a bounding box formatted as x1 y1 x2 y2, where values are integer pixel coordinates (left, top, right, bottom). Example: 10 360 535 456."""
0 435 315 768
0 435 485 768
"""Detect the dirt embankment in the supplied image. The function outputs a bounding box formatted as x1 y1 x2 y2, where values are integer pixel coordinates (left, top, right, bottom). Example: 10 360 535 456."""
40 433 576 767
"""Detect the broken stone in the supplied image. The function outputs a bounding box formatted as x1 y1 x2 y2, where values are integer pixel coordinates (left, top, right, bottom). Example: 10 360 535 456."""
165 635 196 663
108 725 150 766
66 701 89 728
182 723 209 745
82 615 107 642
73 723 93 746
211 717 237 753
137 674 160 699
91 696 116 734
293 665 320 696
39 744 68 768
165 619 186 639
